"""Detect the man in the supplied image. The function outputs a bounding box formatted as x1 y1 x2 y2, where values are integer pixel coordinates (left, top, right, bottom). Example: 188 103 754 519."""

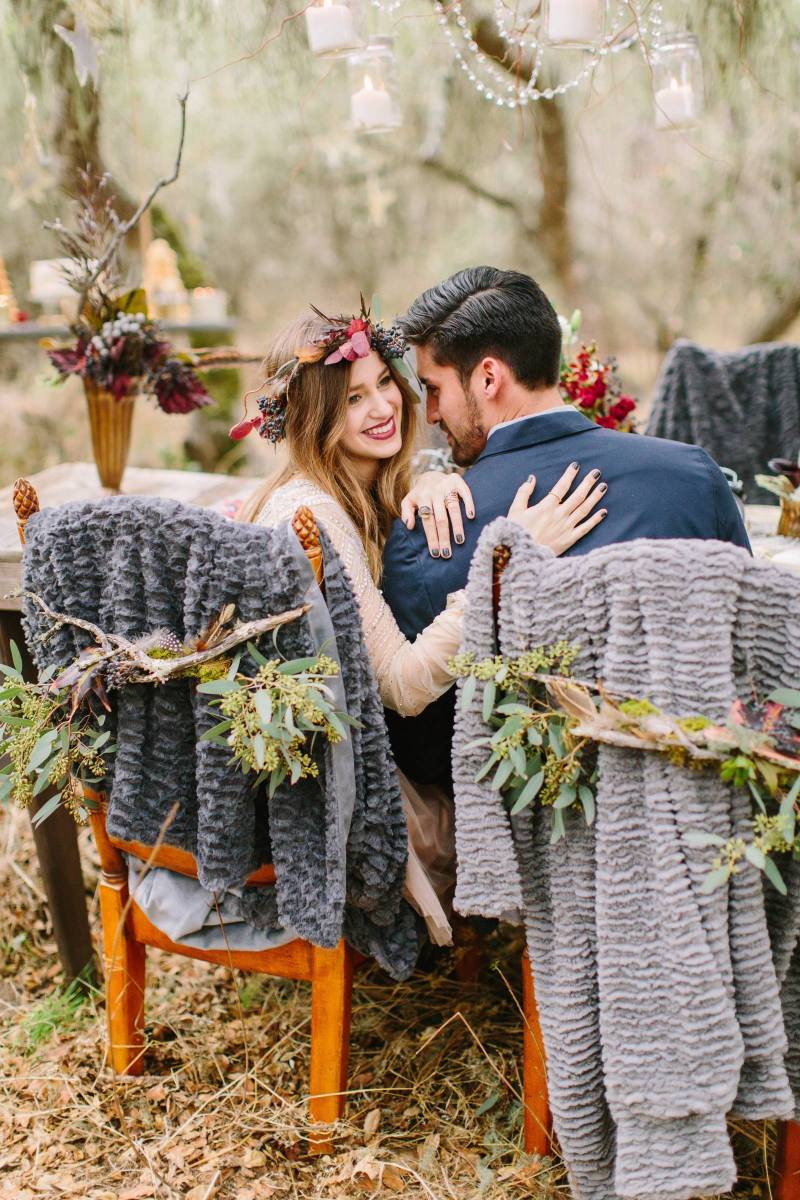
382 266 750 786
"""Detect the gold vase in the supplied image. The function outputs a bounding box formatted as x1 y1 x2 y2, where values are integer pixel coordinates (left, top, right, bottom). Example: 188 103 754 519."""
83 380 137 492
778 497 800 539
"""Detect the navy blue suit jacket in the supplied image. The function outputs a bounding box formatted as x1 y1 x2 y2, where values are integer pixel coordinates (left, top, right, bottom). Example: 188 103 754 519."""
381 408 750 786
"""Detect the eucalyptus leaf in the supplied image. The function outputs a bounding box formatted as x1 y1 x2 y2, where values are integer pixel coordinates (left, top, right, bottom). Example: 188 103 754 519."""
554 783 577 810
31 794 63 827
254 690 273 725
482 681 496 723
701 865 732 893
246 641 269 667
196 678 240 695
509 770 544 816
684 831 725 848
550 808 566 844
278 657 321 675
27 730 58 772
10 641 23 674
460 674 477 712
227 651 242 680
199 719 232 742
32 767 54 797
475 752 500 783
763 856 788 895
491 759 515 791
509 744 527 778
548 722 565 759
579 785 596 826
768 687 800 708
253 733 266 768
744 844 766 871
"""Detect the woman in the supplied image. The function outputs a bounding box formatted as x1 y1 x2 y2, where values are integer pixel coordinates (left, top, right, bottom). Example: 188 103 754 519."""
235 307 607 944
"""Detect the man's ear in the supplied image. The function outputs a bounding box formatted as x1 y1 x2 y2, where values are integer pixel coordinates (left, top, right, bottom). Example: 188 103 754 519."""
476 356 505 401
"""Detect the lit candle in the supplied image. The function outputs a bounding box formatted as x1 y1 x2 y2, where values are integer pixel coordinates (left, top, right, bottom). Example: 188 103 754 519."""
190 287 228 324
305 0 360 58
547 0 602 46
350 74 396 132
654 77 697 129
29 259 74 307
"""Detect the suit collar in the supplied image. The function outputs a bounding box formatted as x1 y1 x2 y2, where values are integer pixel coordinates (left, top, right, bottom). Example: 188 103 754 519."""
474 407 597 461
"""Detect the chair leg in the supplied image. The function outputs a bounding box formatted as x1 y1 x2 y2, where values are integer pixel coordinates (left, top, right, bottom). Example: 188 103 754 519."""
522 948 552 1157
308 939 353 1154
98 870 145 1075
775 1120 800 1199
452 916 485 983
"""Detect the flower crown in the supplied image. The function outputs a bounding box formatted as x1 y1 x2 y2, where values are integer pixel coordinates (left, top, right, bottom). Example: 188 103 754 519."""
230 299 411 444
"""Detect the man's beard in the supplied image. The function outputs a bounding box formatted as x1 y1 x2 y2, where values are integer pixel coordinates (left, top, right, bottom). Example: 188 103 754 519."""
441 387 487 467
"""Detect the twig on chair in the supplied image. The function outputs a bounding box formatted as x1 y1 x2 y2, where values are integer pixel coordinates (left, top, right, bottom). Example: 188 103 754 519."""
23 589 311 685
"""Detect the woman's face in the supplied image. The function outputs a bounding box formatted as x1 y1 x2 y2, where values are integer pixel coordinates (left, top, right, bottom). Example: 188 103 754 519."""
339 350 403 476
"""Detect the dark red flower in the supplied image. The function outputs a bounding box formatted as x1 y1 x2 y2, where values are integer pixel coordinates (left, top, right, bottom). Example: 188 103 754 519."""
595 415 618 429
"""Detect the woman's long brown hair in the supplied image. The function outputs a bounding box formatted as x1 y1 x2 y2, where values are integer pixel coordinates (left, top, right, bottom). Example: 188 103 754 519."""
238 313 419 580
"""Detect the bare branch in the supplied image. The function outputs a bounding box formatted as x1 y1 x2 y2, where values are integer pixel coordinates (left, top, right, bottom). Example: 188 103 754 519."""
419 156 537 235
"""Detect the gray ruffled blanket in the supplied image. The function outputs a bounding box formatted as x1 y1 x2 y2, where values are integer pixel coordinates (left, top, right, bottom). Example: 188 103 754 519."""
22 497 420 980
647 338 800 503
454 521 800 1200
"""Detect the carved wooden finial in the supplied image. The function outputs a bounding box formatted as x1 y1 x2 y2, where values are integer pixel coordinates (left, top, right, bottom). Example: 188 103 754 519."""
292 505 324 586
13 477 40 546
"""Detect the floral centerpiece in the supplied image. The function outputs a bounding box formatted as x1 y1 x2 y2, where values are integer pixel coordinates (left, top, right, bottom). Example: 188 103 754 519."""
48 292 212 414
756 454 800 538
558 310 638 432
41 150 221 489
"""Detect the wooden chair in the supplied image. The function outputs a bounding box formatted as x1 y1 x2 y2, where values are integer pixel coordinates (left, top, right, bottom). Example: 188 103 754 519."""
491 541 800 1194
14 486 359 1152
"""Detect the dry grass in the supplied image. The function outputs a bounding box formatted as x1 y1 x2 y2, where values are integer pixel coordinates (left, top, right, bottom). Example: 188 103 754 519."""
0 803 569 1199
0 801 778 1199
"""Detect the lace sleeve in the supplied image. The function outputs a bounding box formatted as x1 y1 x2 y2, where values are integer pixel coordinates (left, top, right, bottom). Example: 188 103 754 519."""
256 481 463 717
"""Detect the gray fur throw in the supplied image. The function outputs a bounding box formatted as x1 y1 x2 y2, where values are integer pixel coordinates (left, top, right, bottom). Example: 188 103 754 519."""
454 521 800 1200
22 496 419 980
646 338 800 504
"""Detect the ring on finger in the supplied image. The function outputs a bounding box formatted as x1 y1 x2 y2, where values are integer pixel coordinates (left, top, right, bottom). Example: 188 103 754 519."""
418 504 433 518
549 490 564 502
444 490 461 506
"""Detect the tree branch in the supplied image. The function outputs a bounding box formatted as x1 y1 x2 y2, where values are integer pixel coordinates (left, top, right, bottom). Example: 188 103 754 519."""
44 90 190 319
418 156 537 235
746 287 800 345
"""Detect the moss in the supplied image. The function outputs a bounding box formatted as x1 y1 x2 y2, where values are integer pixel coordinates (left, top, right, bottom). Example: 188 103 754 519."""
619 698 660 717
678 715 712 732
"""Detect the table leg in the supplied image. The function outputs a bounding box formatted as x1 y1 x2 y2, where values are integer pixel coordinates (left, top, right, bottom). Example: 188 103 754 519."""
0 611 94 982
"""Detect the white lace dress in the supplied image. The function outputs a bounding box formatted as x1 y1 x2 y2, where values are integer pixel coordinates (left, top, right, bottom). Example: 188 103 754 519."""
257 477 463 945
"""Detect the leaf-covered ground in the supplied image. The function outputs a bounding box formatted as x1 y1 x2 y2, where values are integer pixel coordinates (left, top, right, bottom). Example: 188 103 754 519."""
0 802 775 1198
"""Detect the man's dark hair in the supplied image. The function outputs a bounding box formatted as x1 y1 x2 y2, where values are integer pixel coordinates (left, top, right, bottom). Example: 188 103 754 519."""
400 266 562 390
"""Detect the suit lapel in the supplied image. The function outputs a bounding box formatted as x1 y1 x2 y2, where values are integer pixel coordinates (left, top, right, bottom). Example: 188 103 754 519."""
475 408 597 462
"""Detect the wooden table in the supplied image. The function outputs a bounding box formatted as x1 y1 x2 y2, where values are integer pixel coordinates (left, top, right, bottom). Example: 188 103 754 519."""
0 462 262 980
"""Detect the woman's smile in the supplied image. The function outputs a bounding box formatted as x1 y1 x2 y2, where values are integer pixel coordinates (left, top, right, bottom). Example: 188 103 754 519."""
362 416 397 441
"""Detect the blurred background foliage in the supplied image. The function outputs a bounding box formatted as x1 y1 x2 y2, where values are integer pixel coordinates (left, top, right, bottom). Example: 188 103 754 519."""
0 0 798 480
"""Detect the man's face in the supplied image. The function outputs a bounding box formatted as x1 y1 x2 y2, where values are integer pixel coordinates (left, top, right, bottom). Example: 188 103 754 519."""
415 345 488 467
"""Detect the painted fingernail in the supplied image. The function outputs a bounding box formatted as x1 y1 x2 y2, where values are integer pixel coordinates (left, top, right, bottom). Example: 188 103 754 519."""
528 473 535 482
455 534 464 544
442 548 451 558
591 469 601 479
468 510 475 519
570 461 579 470
599 483 608 494
431 547 440 557
600 508 608 517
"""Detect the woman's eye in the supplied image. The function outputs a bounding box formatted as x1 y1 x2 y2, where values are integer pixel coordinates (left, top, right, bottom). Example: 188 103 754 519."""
348 394 360 405
379 375 391 388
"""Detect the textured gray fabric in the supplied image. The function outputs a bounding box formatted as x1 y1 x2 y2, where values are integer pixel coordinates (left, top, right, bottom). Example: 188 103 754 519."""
22 496 419 980
646 339 800 503
453 521 800 1200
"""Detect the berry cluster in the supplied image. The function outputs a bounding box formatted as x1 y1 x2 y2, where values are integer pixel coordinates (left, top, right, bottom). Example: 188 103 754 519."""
560 344 638 432
49 309 211 415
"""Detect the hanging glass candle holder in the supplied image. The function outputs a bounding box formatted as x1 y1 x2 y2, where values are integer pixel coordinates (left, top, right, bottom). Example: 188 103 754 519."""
305 0 366 60
541 0 608 49
348 37 402 134
652 32 704 130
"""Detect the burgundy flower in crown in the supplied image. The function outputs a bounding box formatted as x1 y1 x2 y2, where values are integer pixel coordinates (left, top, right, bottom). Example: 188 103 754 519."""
324 317 373 364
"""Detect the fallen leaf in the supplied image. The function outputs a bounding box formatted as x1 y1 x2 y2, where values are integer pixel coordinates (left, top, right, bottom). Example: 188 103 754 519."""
242 1149 267 1169
381 1165 406 1192
363 1109 381 1137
